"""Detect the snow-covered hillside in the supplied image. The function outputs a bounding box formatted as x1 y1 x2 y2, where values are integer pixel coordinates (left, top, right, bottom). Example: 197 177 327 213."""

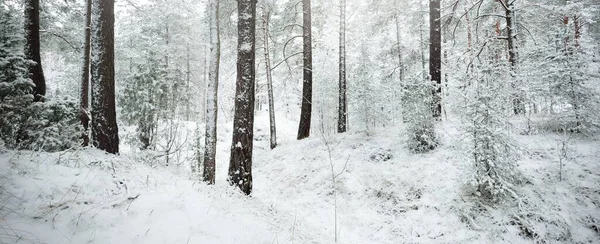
1 113 599 244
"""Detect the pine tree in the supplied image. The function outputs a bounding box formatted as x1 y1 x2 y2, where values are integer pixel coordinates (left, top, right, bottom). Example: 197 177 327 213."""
337 0 348 133
0 7 35 148
203 0 220 184
229 0 257 195
466 55 520 203
24 0 46 102
91 0 119 154
297 0 312 140
404 77 437 153
80 0 92 146
429 0 442 118
260 4 277 149
498 0 525 115
120 53 164 150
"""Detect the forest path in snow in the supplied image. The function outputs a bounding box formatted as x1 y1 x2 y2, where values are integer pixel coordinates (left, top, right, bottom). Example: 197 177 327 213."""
1 113 599 243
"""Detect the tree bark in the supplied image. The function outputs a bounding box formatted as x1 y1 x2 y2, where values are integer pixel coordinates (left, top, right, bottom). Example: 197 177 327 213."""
203 0 220 185
24 0 46 102
574 14 581 49
262 8 277 149
418 3 427 81
502 0 524 115
229 0 257 195
297 0 312 140
338 0 347 133
80 0 92 147
395 14 405 123
395 15 404 83
429 0 442 118
91 0 119 154
186 42 191 121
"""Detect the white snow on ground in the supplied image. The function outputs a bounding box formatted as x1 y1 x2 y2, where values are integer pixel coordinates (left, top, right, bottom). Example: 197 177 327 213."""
1 113 599 243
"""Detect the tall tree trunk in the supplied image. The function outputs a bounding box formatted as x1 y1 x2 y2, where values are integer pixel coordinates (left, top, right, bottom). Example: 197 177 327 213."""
395 14 405 123
502 0 524 115
203 0 220 185
262 8 277 149
429 0 442 118
202 0 221 185
466 8 472 51
570 14 582 131
297 0 312 140
91 0 119 154
505 2 517 68
24 0 46 102
80 0 92 146
395 15 404 83
229 0 257 195
418 3 427 81
186 42 191 121
337 0 347 133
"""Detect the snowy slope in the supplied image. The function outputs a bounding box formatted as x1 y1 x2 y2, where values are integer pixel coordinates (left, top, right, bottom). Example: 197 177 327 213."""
1 113 599 243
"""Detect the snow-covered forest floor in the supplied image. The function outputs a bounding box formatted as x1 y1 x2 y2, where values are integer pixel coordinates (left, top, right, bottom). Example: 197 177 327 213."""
1 113 599 244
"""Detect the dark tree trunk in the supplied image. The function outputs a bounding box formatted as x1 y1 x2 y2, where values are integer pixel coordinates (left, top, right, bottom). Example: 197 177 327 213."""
80 0 92 147
91 0 119 154
429 0 442 118
229 0 257 195
574 14 581 49
203 0 220 185
337 0 347 133
24 0 46 102
297 0 312 140
505 4 517 68
502 0 524 115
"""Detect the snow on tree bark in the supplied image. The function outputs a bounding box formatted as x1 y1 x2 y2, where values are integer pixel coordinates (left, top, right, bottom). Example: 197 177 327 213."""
500 0 525 115
91 0 119 154
395 13 406 123
261 8 277 149
80 0 92 147
24 0 46 102
429 0 442 118
229 0 257 195
338 0 348 133
297 0 312 140
203 0 220 185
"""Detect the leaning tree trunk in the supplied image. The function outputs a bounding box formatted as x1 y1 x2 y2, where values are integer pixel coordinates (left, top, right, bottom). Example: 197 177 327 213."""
429 0 442 118
229 0 257 195
337 0 347 133
297 0 312 140
262 8 277 149
203 0 220 185
24 0 46 102
80 0 92 147
91 0 119 154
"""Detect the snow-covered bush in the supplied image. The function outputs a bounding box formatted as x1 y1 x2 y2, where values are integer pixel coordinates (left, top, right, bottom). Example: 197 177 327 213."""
464 60 521 203
402 76 437 153
120 55 164 150
521 4 600 135
18 97 82 152
547 50 600 134
1 7 81 152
